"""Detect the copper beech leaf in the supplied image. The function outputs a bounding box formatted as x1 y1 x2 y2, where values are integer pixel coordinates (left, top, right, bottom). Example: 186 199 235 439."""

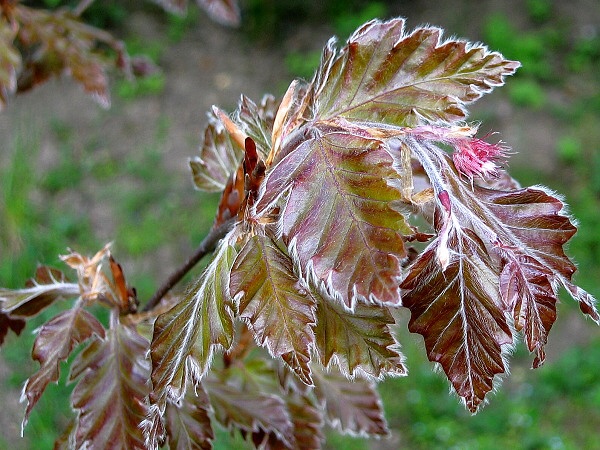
400 138 599 411
0 312 26 346
313 367 388 437
21 307 105 427
165 384 214 450
311 18 520 126
148 238 236 441
0 16 21 111
400 229 513 413
196 0 241 27
205 380 295 448
205 378 294 448
284 391 324 450
256 128 409 309
13 6 128 108
229 233 317 385
190 111 244 192
0 266 78 318
314 296 406 379
68 312 150 449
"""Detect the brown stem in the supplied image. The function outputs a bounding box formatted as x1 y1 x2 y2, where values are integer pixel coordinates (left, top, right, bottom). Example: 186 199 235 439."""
142 218 236 312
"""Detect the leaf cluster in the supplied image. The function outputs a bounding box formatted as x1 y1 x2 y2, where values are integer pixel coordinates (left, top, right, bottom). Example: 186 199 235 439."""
1 15 598 450
0 0 240 110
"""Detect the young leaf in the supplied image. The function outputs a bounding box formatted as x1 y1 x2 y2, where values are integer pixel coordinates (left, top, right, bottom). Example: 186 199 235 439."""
197 0 241 27
205 378 294 448
313 367 389 437
233 94 277 157
256 129 410 308
0 16 21 111
11 5 130 108
400 228 513 413
165 384 214 450
21 307 105 427
401 138 598 409
311 18 520 126
190 111 244 192
229 233 317 385
0 266 78 318
148 237 236 443
314 296 406 379
285 391 324 450
0 311 26 346
68 312 150 449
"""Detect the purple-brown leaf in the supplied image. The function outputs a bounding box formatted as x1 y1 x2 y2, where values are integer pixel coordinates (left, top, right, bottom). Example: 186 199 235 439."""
190 110 244 192
148 239 236 445
400 137 598 409
205 378 294 448
314 297 406 379
21 307 105 427
196 0 241 27
229 233 317 385
0 266 78 318
311 18 520 126
68 313 150 449
256 128 409 309
0 15 21 111
401 229 512 413
0 312 26 346
165 384 214 450
313 367 389 437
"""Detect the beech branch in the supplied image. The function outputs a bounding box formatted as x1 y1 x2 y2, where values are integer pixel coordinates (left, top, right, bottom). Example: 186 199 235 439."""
143 218 236 312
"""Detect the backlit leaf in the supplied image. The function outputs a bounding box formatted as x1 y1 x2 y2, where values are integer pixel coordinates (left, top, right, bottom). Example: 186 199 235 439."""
68 312 150 449
311 18 520 126
21 307 105 427
165 384 214 450
229 233 317 385
285 391 324 450
233 94 277 157
314 297 406 379
256 128 409 308
313 367 388 437
500 256 556 368
148 238 236 444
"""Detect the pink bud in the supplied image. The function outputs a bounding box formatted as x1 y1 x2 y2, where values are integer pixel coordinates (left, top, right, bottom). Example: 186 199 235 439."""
452 136 509 179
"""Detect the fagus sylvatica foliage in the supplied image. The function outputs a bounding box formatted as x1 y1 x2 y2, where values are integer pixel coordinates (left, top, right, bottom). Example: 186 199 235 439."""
0 6 599 450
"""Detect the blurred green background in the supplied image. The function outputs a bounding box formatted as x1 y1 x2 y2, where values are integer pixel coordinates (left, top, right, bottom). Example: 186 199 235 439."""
1 0 599 449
